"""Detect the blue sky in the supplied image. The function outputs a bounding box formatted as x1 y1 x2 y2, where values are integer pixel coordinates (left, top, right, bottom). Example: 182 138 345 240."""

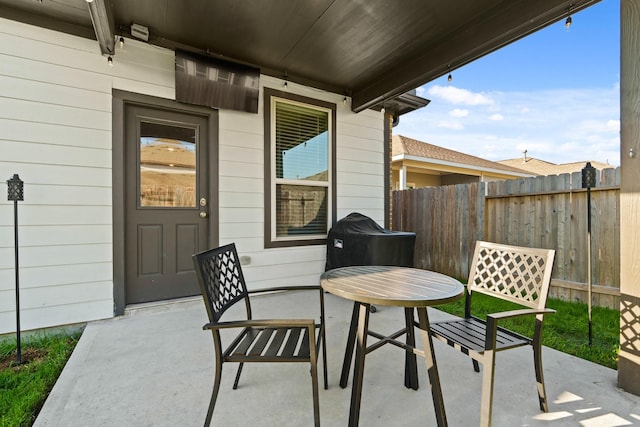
394 0 620 166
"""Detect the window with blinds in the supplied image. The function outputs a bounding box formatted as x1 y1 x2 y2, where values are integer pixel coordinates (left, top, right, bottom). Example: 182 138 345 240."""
267 93 334 246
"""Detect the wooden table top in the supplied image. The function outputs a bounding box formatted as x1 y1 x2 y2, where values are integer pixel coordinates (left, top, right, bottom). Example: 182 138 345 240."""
320 265 464 307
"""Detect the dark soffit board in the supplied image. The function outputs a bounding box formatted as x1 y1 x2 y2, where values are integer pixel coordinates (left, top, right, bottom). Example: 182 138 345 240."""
0 0 601 112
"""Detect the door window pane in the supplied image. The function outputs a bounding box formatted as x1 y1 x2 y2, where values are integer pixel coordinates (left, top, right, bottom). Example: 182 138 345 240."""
139 121 197 207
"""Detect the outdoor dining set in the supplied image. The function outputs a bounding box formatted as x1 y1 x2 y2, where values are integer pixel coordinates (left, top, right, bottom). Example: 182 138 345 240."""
192 235 556 427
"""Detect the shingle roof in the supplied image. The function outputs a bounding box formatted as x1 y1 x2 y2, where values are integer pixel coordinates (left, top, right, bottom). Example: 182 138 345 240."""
392 135 533 175
498 157 614 176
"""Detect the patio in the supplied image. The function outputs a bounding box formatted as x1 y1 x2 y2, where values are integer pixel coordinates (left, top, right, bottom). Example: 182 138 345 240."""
34 291 639 427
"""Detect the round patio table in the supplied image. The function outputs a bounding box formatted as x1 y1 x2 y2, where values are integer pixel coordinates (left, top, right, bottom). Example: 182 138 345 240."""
321 265 464 427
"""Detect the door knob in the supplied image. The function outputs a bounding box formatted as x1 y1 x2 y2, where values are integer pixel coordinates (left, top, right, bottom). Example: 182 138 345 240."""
200 197 207 207
199 211 207 218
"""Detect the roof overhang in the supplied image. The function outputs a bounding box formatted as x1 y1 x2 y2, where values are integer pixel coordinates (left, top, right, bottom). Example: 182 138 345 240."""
371 91 431 121
0 0 600 115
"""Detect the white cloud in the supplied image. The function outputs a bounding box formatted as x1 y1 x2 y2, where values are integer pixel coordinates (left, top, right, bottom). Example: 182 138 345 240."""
427 85 494 106
450 109 469 117
606 119 620 131
576 119 620 133
435 120 464 130
394 85 620 166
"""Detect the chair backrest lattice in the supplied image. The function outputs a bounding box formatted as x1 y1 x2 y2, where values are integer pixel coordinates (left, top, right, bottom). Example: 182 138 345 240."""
468 241 556 310
193 243 249 324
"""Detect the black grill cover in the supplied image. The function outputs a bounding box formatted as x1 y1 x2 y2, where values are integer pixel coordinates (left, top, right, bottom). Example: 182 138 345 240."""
325 212 416 270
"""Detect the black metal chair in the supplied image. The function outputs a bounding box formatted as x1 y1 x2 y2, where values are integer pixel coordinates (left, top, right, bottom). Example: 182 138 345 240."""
192 243 328 427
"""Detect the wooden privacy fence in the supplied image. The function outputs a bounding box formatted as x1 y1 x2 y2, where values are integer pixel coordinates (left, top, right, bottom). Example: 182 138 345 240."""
392 167 621 308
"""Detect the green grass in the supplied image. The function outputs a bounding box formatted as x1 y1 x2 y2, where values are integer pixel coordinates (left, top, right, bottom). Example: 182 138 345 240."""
435 293 620 370
0 331 81 427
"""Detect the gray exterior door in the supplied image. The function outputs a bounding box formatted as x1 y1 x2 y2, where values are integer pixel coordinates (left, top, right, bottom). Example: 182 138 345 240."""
124 105 210 304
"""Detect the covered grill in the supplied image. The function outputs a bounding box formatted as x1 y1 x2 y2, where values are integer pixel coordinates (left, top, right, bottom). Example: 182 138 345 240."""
325 212 416 271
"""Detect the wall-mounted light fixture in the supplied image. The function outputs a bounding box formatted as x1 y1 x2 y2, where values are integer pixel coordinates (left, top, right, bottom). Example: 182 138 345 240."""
86 0 115 56
131 23 149 42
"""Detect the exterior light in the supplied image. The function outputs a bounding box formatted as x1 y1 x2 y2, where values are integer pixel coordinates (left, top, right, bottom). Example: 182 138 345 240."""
581 162 596 189
7 174 24 201
7 174 24 364
581 161 596 346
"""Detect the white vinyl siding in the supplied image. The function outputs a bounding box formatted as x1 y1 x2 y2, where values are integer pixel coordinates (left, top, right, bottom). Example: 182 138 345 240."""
336 111 385 223
0 17 385 334
0 20 115 332
0 19 171 333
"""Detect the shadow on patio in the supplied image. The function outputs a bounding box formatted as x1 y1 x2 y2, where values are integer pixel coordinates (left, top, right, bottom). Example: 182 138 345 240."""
34 291 639 427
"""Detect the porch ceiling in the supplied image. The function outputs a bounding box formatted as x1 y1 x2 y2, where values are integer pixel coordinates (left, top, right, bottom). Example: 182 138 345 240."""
0 0 599 112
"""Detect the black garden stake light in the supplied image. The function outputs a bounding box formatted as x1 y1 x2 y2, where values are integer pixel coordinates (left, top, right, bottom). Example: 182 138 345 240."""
581 162 596 346
7 174 24 364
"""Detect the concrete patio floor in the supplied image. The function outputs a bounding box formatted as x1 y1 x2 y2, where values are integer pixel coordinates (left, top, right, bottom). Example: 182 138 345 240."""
34 290 640 427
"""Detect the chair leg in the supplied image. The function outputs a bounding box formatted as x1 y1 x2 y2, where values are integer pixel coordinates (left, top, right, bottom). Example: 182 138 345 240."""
232 362 244 390
479 350 496 427
310 363 320 427
533 319 548 412
480 317 499 427
205 354 223 426
309 327 321 427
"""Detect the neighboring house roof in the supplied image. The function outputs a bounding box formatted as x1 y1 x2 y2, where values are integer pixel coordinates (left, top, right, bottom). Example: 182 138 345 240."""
498 156 614 176
392 135 534 177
